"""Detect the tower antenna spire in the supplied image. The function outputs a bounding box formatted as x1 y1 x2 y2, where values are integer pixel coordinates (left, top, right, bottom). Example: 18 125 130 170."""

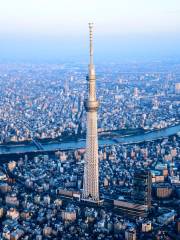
89 22 94 65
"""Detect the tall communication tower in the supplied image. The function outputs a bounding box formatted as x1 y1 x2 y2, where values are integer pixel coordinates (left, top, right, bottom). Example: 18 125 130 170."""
83 23 100 202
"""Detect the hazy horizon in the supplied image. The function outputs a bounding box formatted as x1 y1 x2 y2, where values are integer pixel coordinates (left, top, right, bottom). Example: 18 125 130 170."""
0 0 180 62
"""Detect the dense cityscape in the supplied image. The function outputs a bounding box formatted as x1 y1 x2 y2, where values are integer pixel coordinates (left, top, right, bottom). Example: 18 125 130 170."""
0 62 179 143
0 58 179 239
0 1 180 239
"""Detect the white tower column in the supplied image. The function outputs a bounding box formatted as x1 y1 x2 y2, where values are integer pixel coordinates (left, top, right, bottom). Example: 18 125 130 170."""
83 23 99 201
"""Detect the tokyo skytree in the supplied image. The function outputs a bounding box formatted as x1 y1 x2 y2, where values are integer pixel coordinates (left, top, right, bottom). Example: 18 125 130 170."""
83 23 100 202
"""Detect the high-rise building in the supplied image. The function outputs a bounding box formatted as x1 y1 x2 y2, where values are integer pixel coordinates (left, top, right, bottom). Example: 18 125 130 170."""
133 87 139 98
83 23 100 202
133 169 151 210
125 227 136 240
175 83 180 94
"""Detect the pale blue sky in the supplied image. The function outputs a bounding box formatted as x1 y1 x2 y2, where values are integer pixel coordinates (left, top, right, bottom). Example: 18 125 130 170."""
0 0 179 62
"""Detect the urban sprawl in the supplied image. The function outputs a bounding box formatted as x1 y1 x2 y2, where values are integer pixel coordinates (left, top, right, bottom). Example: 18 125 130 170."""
0 60 180 240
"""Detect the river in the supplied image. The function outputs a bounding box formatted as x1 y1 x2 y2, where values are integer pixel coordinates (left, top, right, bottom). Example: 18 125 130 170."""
0 124 179 155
